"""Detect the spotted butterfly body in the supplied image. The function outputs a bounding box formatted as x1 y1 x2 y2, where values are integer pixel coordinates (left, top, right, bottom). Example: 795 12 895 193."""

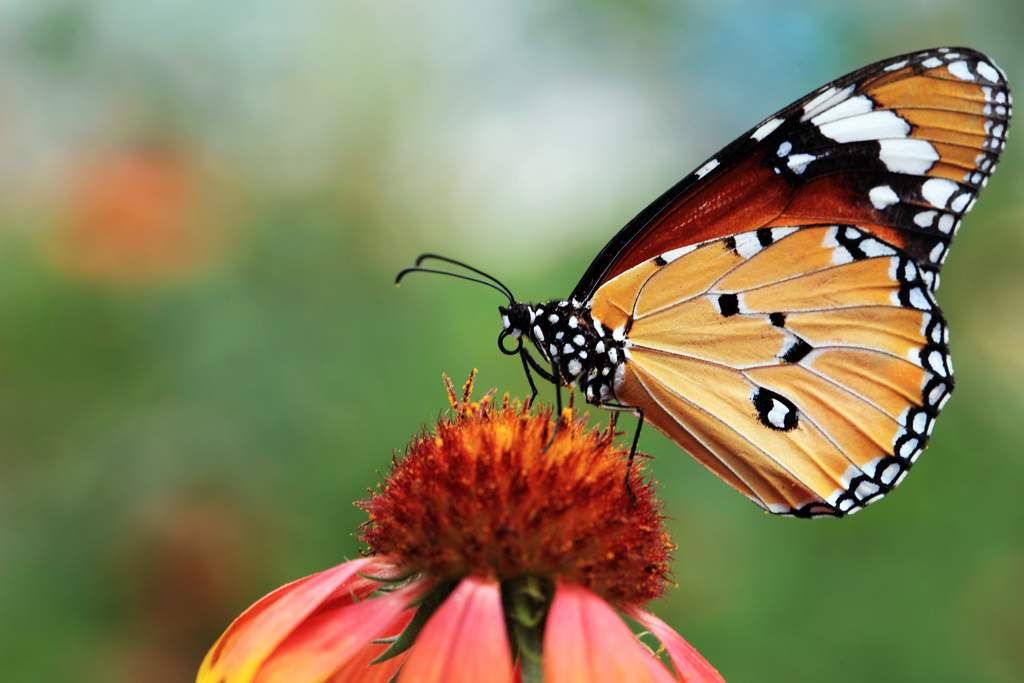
420 48 1011 517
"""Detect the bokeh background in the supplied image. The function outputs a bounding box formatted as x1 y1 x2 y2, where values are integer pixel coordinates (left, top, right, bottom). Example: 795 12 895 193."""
1 1 1022 681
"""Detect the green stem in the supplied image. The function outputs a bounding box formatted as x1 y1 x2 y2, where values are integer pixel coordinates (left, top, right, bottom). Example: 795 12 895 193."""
502 576 555 683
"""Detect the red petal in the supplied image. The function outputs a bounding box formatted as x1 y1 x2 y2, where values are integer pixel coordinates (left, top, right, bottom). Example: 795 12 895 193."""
544 583 677 683
198 557 402 683
253 581 427 683
625 607 726 683
325 608 415 683
398 575 514 683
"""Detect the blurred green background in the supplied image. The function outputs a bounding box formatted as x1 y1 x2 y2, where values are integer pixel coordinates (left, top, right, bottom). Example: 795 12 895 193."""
1 1 1022 681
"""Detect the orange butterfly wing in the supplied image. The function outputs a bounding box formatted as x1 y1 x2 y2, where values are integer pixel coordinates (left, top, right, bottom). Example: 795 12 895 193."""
595 226 947 516
576 47 1009 516
573 48 1010 302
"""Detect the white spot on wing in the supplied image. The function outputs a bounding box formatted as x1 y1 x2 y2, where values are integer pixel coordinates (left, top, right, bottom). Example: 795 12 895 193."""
976 61 1001 83
822 226 840 248
860 238 896 258
766 399 790 429
914 211 936 228
660 244 698 264
810 95 874 125
862 457 882 479
801 84 856 121
878 139 940 174
880 463 901 485
921 178 958 208
777 141 793 157
855 481 880 500
922 57 943 69
869 185 899 210
909 287 930 310
823 226 851 265
831 247 854 266
884 60 908 72
751 117 784 141
950 193 971 213
771 227 799 241
695 158 720 179
947 61 974 80
786 153 816 174
733 232 764 259
817 110 910 143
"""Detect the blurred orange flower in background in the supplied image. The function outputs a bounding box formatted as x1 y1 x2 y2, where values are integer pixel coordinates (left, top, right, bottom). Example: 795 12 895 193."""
51 148 224 283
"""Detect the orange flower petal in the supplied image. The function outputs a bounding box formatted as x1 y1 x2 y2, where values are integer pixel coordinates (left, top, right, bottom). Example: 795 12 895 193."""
253 581 427 683
543 582 677 683
625 607 726 683
198 557 402 683
325 610 414 683
398 575 514 683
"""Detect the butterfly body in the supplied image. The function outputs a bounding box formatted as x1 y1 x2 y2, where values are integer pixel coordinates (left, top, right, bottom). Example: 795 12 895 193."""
401 47 1010 518
500 299 623 405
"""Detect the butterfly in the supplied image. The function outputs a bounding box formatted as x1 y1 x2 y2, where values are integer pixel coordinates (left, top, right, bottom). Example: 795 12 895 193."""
398 47 1011 517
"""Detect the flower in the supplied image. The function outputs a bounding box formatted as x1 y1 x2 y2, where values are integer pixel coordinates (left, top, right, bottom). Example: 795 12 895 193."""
197 373 725 682
51 148 222 283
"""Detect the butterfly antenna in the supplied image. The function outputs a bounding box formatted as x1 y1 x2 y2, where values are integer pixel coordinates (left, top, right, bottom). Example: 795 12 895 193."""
395 254 516 304
414 254 516 301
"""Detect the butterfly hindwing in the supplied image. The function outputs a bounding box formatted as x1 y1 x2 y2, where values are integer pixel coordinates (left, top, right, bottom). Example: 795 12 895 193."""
598 225 950 516
572 47 1010 302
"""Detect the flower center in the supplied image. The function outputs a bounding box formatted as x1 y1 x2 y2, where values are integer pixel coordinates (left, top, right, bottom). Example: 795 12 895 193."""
359 374 672 607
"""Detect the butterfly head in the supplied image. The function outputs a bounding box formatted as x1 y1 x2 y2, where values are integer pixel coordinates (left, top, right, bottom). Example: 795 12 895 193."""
499 302 532 337
497 302 535 354
498 299 623 404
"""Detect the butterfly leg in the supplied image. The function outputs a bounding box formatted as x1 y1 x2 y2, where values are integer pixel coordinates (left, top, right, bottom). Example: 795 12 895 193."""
519 350 540 405
519 347 557 407
543 356 564 451
599 403 644 502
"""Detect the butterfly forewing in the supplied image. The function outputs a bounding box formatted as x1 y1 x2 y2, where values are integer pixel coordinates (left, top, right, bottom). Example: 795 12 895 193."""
572 47 1010 302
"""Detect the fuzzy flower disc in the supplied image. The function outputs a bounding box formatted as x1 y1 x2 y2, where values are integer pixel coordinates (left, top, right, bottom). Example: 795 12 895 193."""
359 375 673 607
